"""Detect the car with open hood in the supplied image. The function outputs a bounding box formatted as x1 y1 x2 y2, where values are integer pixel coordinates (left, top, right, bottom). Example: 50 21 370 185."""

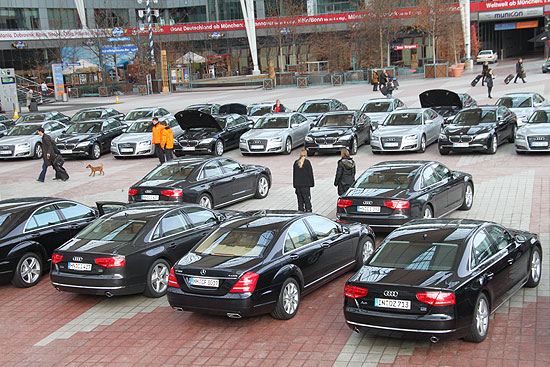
371 108 443 153
496 93 548 127
239 112 312 155
360 98 406 130
71 107 124 122
122 107 172 126
111 116 182 158
297 99 347 122
247 102 290 122
56 119 126 159
438 106 516 155
305 110 371 155
420 89 476 122
174 111 251 157
15 111 70 125
0 121 66 159
515 107 550 153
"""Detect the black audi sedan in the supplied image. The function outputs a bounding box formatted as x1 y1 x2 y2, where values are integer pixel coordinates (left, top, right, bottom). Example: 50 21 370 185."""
71 108 124 122
0 197 98 288
128 157 271 209
305 111 371 155
336 161 473 230
438 106 516 155
50 203 235 298
419 89 477 122
56 119 126 159
173 111 251 156
344 219 541 343
167 211 375 319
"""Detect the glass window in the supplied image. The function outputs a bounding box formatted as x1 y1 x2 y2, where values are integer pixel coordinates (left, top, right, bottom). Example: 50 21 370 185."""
433 164 451 179
0 8 40 30
77 218 146 242
57 202 95 221
471 230 497 268
421 166 440 188
353 165 418 190
201 161 224 179
184 206 217 227
318 113 354 127
297 102 329 114
284 220 314 252
168 6 207 24
453 109 496 125
194 226 275 257
154 211 190 239
384 113 422 126
485 225 512 251
305 216 339 240
362 101 391 113
219 158 241 174
66 122 101 134
26 205 62 230
47 8 81 29
145 162 198 181
94 8 129 28
253 116 289 129
369 240 458 271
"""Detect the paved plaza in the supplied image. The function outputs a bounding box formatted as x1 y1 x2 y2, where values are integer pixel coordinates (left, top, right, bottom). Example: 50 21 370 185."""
0 58 549 366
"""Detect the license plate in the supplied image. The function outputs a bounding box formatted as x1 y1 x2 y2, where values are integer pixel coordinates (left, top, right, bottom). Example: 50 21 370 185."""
0 150 11 155
453 142 469 148
120 148 133 153
141 194 159 200
531 141 548 147
190 277 219 288
384 142 399 147
357 206 381 213
60 149 72 154
250 144 264 149
183 146 195 151
319 144 333 148
375 298 411 310
68 262 92 271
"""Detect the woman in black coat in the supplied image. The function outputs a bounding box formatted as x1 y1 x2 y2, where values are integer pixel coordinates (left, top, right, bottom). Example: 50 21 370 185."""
293 149 314 212
334 149 356 195
485 69 495 99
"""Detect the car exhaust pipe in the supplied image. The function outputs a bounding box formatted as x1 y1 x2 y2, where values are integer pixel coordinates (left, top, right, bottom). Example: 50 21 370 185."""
173 307 183 312
430 336 439 343
353 327 361 334
105 291 113 298
226 313 242 319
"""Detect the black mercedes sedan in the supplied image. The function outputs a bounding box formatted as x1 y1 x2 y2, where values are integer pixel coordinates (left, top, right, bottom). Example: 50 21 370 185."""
71 108 124 122
56 119 126 159
50 203 235 298
167 211 375 319
128 157 271 209
420 89 477 123
304 110 371 155
173 111 251 156
438 106 516 155
344 219 541 343
0 197 98 288
336 161 473 230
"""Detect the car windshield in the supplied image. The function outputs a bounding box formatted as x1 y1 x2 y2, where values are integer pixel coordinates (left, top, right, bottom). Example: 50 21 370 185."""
362 101 391 113
383 113 421 126
369 240 459 271
318 114 354 127
253 116 289 129
496 96 532 108
527 110 550 123
298 102 329 113
72 111 102 121
7 124 39 136
194 227 275 257
76 217 146 242
353 166 417 190
127 120 153 133
248 106 272 116
144 162 197 180
17 114 46 123
125 110 152 120
452 109 496 125
66 122 101 134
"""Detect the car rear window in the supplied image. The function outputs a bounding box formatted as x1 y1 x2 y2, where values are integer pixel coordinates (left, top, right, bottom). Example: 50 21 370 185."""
352 166 417 190
77 218 146 242
384 113 421 126
144 162 197 180
369 240 458 271
496 96 532 108
298 102 329 114
362 102 391 113
194 227 275 257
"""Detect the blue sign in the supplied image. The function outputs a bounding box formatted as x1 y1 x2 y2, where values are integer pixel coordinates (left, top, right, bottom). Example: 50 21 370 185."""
101 46 138 54
108 36 131 42
111 27 124 37
63 62 81 67
12 41 27 49
495 22 516 31
280 28 291 34
210 32 223 39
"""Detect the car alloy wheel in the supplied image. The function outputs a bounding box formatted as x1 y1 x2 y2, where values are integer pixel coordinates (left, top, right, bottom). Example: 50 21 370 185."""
91 143 101 159
460 183 474 210
214 139 224 156
423 205 433 218
12 253 42 288
284 137 292 155
489 136 497 154
526 248 542 287
282 281 299 315
509 125 516 143
419 135 426 153
255 175 269 199
34 143 43 159
151 262 169 294
475 296 489 337
198 194 212 208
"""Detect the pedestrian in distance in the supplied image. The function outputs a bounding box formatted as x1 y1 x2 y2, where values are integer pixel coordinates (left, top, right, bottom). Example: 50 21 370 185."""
481 61 489 86
334 149 356 196
274 99 281 113
514 58 526 83
485 68 495 99
40 81 48 98
36 127 68 182
293 149 314 212
26 89 33 111
160 120 174 162
371 71 379 92
378 70 388 90
152 117 164 165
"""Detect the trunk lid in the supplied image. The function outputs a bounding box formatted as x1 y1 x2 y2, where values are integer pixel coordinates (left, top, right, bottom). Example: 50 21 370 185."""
340 187 410 216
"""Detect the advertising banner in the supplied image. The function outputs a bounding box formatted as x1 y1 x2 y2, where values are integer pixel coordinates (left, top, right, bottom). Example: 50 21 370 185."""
51 64 64 101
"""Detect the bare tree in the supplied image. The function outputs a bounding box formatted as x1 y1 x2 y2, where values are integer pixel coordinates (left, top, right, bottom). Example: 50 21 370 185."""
415 0 458 64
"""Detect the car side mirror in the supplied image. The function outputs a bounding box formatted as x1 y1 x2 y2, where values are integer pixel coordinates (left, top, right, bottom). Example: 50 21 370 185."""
291 123 299 128
425 119 433 125
340 225 350 234
514 234 527 243
215 213 226 223
248 123 253 129
310 122 316 128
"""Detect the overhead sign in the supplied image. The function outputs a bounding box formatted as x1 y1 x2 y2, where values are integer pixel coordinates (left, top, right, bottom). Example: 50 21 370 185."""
472 0 550 12
495 22 517 30
517 20 539 28
394 44 418 50
108 36 131 42
63 62 81 66
111 27 124 36
208 32 224 39
101 46 138 54
478 6 543 20
12 41 27 49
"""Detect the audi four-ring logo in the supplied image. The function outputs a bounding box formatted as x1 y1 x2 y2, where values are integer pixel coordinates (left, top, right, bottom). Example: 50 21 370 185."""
200 269 206 275
363 201 373 205
383 290 398 297
72 256 83 262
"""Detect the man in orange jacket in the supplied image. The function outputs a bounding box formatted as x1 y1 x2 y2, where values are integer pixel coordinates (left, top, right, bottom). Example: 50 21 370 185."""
160 120 174 162
152 117 164 164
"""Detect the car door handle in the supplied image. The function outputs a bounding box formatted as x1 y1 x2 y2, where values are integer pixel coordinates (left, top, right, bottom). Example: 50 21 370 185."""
321 243 331 249
168 243 177 249
289 254 299 260
484 272 494 280
508 258 514 265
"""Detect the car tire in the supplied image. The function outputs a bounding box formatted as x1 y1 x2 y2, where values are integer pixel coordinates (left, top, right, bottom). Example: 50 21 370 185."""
90 142 101 160
284 137 292 155
33 143 43 159
214 139 224 157
143 259 170 298
271 278 300 320
525 247 542 288
508 125 516 143
423 204 433 218
487 136 497 155
349 137 358 155
459 182 474 210
355 237 375 270
418 135 426 153
12 252 43 288
254 174 270 199
198 193 213 209
464 293 490 343
306 149 315 156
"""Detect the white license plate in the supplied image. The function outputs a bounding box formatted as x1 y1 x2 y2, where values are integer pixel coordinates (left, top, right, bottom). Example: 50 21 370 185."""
375 298 411 310
120 148 133 152
531 141 548 147
68 262 92 271
190 277 219 288
453 142 469 148
183 146 195 151
357 206 381 213
0 150 11 155
250 144 264 149
141 194 159 200
60 149 72 154
384 142 399 147
319 144 333 148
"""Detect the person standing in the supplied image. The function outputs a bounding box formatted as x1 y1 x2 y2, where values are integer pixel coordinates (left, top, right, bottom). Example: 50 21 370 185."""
40 81 48 98
152 117 164 164
334 149 356 196
371 71 379 92
378 71 388 90
274 99 281 113
26 89 33 111
485 69 495 99
160 120 174 162
481 62 489 86
514 58 526 83
37 127 68 182
293 149 314 212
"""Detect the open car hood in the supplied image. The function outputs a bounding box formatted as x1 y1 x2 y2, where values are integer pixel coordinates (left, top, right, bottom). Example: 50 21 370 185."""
419 89 463 109
174 110 222 131
219 103 247 115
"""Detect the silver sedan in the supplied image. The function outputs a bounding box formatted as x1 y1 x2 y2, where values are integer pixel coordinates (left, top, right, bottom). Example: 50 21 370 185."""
515 107 550 153
360 98 406 130
0 121 66 159
496 93 549 127
371 108 443 153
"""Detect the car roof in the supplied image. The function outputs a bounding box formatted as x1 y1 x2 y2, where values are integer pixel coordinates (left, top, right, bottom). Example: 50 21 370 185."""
364 98 398 103
105 203 206 221
72 120 104 124
390 108 426 113
0 197 67 214
390 218 486 243
130 107 157 111
322 110 357 116
264 112 293 117
465 105 498 110
302 99 334 103
372 160 433 168
501 93 535 97
221 211 311 231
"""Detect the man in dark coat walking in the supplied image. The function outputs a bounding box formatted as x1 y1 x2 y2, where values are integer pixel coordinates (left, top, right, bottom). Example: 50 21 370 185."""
514 58 526 83
334 149 356 195
37 127 68 182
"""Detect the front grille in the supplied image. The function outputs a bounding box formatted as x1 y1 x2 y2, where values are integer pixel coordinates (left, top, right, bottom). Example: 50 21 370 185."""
180 140 199 147
118 142 136 154
58 143 76 149
527 135 550 150
449 135 473 143
315 137 337 144
380 137 402 150
248 139 267 151
0 144 14 157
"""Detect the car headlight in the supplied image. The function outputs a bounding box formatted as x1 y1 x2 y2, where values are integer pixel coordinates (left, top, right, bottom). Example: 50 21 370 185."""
138 140 151 146
403 134 417 140
16 143 30 148
474 132 491 140
337 135 352 141
76 141 91 148
199 138 215 145
240 138 246 143
305 136 313 142
111 141 116 146
371 135 380 141
271 136 283 142
515 134 525 141
439 133 448 140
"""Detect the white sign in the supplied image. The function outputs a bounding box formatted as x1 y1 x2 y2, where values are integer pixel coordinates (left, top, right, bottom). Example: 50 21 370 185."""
478 6 543 20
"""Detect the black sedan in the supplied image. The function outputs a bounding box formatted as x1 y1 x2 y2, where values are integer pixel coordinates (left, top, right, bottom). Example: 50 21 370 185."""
128 157 271 209
50 203 235 298
297 99 347 122
336 161 473 230
0 197 98 288
185 103 221 115
167 211 375 319
174 111 251 156
305 110 371 155
15 111 70 125
0 114 14 128
71 108 124 122
56 119 126 159
344 219 542 342
420 89 477 122
438 106 516 155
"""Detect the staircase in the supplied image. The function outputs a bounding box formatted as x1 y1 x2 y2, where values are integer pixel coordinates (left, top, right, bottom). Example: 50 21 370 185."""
15 75 54 105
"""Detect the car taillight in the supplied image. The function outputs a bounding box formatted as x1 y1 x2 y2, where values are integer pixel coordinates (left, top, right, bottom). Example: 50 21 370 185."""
128 189 138 196
51 253 63 264
168 267 179 287
337 199 353 208
95 256 125 268
416 291 455 306
229 272 259 293
384 200 409 209
344 284 368 298
161 189 183 197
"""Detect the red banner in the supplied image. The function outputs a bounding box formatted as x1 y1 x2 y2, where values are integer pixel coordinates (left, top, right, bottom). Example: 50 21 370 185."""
471 0 550 12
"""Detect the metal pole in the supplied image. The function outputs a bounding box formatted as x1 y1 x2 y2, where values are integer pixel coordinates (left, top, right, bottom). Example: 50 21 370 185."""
240 0 260 75
460 0 473 69
146 0 155 64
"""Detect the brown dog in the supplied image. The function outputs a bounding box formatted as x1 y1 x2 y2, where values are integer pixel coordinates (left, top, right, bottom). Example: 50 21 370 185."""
86 164 104 177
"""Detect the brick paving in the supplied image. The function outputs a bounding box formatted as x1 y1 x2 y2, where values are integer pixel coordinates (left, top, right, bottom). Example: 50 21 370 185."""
0 57 549 366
